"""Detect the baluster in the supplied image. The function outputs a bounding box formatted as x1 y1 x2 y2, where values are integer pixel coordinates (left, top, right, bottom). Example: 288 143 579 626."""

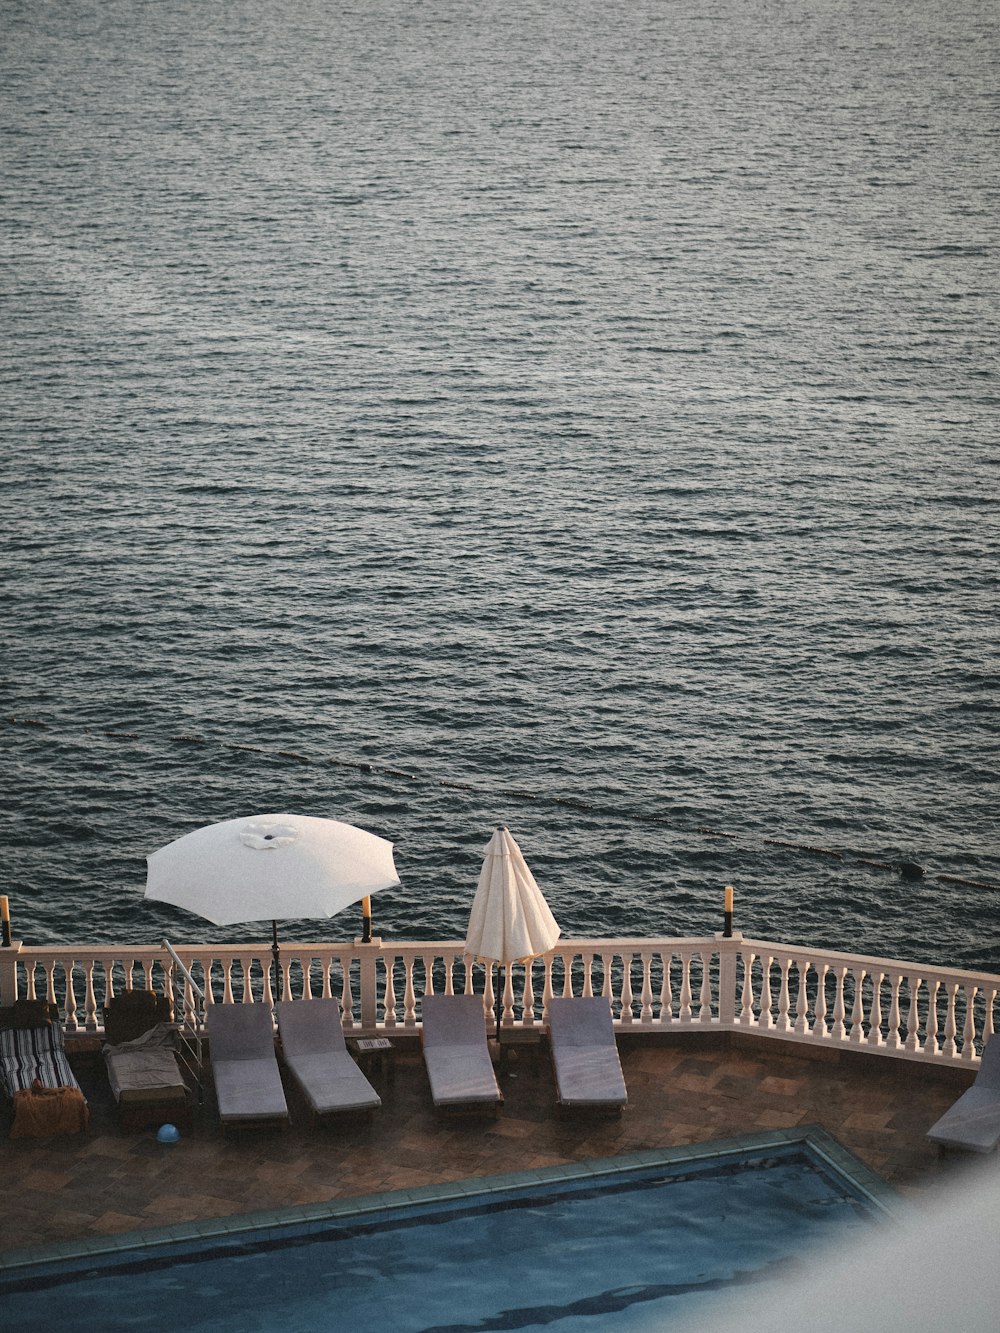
403 957 417 1025
640 953 654 1025
983 987 998 1049
739 952 755 1026
484 961 496 1021
341 959 356 1030
562 955 575 998
541 955 555 1024
679 953 693 1023
698 952 713 1023
659 952 674 1025
924 980 940 1056
320 955 334 999
501 965 514 1029
64 963 79 1031
182 976 196 1027
582 955 594 999
868 971 885 1047
84 962 98 1029
222 958 235 1005
830 967 847 1042
620 954 634 1024
760 956 775 1030
601 957 614 1003
523 962 536 1028
886 972 902 1049
383 956 398 1028
848 968 866 1044
959 984 977 1061
938 975 960 1055
794 961 810 1035
443 958 455 996
904 975 922 1052
776 958 792 1032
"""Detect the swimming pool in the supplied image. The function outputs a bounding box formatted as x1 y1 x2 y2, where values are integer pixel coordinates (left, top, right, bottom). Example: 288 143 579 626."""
0 1128 897 1332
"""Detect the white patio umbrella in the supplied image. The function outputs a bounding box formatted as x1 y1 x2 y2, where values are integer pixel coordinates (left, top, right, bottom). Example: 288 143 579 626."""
464 825 561 1039
145 813 401 983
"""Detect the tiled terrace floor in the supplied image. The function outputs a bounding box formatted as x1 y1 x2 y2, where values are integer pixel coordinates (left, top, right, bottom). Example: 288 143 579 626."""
0 1033 985 1258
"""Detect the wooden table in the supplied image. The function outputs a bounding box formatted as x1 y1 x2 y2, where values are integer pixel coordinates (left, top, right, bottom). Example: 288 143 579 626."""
498 1027 542 1075
348 1036 395 1086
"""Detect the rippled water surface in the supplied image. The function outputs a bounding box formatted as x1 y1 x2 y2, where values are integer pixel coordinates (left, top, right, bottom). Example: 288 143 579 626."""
2 0 998 969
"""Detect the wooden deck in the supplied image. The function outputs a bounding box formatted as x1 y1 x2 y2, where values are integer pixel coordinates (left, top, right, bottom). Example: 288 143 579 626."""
0 1031 985 1258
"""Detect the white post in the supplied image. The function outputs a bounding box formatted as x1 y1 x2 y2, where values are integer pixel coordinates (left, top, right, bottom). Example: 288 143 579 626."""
0 940 22 1005
356 940 381 1032
714 933 741 1026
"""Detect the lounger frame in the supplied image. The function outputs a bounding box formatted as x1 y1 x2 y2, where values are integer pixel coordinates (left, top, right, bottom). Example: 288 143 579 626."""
206 1004 289 1129
275 999 381 1124
421 994 503 1116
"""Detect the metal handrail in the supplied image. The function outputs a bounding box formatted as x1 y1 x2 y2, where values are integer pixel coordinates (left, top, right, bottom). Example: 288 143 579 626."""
162 938 205 1099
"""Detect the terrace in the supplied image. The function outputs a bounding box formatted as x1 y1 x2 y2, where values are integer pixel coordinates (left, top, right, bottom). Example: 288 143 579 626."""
1 932 997 1260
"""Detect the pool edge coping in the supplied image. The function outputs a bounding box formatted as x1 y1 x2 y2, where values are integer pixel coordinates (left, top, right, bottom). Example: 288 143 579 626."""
0 1124 901 1282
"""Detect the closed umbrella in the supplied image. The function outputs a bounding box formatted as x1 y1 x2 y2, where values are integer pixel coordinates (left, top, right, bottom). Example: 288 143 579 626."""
145 813 400 989
464 825 560 1039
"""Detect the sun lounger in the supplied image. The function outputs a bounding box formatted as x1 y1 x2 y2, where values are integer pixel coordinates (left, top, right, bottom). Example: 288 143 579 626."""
102 991 192 1132
274 999 381 1122
1 1000 89 1136
548 996 627 1113
421 994 503 1115
927 1036 1000 1154
206 1003 289 1127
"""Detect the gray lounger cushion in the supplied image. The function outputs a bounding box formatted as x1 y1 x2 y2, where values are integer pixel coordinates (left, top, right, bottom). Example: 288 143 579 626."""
421 994 502 1109
207 1004 289 1124
548 996 627 1109
275 999 380 1115
103 1023 185 1101
927 1036 1000 1153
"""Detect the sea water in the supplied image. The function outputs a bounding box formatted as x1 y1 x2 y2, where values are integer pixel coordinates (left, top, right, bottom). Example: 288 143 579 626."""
1 0 997 969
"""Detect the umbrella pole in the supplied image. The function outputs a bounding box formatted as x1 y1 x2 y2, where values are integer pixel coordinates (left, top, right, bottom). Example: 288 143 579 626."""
495 962 503 1043
271 920 282 1000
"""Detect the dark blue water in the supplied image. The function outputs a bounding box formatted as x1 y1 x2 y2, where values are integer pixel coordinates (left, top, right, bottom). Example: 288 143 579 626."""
1 0 998 970
0 1152 877 1331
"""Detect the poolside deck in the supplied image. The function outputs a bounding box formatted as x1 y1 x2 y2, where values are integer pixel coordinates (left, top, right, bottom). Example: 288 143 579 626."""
0 1032 985 1257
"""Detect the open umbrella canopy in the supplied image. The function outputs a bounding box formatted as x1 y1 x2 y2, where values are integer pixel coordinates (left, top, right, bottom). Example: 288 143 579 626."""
145 813 400 928
465 825 560 964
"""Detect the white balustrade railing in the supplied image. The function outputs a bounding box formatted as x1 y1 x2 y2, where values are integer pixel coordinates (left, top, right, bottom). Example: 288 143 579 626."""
2 933 997 1070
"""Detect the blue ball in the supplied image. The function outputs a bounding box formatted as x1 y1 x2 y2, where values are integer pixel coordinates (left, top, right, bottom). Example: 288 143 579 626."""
156 1123 181 1143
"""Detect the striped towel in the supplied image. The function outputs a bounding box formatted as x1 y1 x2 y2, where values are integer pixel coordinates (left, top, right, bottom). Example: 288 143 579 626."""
0 1023 81 1096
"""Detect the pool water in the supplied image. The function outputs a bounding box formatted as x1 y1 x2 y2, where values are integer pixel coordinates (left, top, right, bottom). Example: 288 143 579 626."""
0 1142 890 1332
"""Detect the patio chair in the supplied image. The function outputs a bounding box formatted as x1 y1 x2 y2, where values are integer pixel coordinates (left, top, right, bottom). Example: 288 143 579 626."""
421 994 503 1115
102 991 192 1133
206 1003 289 1128
927 1036 1000 1154
274 999 381 1123
547 996 628 1114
